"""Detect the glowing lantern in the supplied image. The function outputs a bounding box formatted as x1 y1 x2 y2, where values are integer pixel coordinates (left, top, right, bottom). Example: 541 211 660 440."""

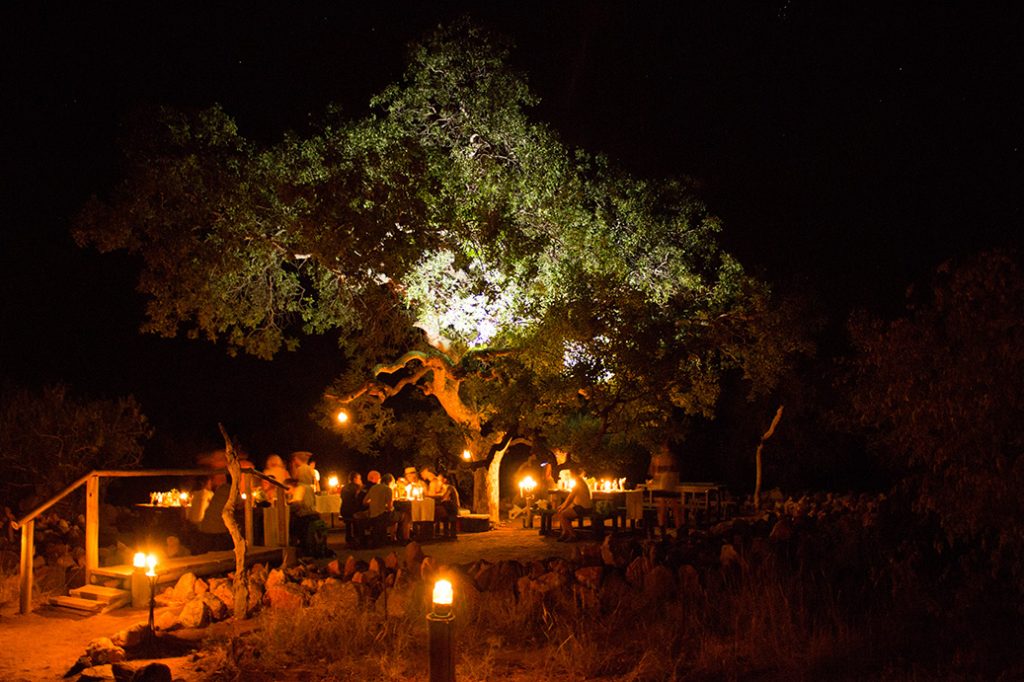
145 554 158 577
432 579 453 616
327 474 339 490
133 552 147 569
518 476 537 498
336 409 349 425
461 450 472 461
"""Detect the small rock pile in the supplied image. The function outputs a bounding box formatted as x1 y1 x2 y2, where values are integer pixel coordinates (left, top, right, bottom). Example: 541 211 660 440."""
0 510 87 594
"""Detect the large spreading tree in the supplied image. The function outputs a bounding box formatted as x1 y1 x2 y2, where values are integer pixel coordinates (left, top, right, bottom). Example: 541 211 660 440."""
75 23 800 519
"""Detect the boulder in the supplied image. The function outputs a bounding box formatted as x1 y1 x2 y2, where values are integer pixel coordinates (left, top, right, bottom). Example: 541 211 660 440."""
265 568 286 588
574 566 604 591
625 556 651 587
384 552 400 571
405 542 425 572
574 543 603 566
78 664 115 680
202 593 229 621
326 559 342 577
112 662 137 682
86 637 126 665
643 564 676 601
178 598 211 628
314 579 360 611
130 662 172 682
719 543 741 571
600 535 632 568
111 623 148 648
677 564 701 598
171 573 197 602
343 555 358 579
193 577 209 595
769 517 793 542
213 583 235 611
155 609 179 631
265 583 304 610
420 557 437 580
599 571 633 609
491 560 524 591
471 560 496 591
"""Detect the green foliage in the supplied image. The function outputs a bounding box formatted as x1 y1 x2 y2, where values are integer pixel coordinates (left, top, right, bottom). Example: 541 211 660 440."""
74 21 807 466
0 384 152 509
846 250 1024 589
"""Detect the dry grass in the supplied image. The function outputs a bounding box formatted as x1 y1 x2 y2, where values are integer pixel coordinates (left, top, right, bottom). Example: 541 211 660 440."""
212 557 1004 681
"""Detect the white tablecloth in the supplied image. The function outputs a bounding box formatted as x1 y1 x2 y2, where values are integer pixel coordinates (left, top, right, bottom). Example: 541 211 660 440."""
315 493 341 515
410 498 435 522
624 490 645 520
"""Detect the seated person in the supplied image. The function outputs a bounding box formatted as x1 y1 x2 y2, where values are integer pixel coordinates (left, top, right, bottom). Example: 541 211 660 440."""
421 467 443 497
556 467 593 542
361 470 397 545
287 466 321 554
434 472 460 538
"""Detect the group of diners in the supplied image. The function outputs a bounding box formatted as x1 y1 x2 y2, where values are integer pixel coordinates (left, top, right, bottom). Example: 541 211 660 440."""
338 466 460 547
181 450 330 557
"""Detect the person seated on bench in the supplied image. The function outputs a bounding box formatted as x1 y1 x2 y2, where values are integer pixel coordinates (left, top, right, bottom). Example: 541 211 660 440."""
432 472 460 538
556 467 592 542
361 470 397 545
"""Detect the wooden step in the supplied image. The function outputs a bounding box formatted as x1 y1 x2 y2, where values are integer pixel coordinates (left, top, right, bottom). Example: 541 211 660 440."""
70 584 129 604
90 566 133 579
49 595 105 612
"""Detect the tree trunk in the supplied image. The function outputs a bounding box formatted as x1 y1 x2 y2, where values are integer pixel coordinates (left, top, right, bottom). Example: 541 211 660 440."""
219 424 249 619
753 405 784 511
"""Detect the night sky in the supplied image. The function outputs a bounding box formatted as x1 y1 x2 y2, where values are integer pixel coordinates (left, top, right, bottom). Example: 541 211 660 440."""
2 2 1021 469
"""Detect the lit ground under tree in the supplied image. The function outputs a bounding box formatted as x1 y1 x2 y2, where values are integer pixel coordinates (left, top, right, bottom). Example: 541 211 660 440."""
74 21 804 518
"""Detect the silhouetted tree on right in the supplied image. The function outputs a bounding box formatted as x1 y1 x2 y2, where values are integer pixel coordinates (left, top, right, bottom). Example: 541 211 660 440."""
847 250 1024 594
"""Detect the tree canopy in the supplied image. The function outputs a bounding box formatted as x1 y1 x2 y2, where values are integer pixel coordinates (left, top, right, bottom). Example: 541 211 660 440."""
0 384 151 510
75 22 804 515
846 250 1024 589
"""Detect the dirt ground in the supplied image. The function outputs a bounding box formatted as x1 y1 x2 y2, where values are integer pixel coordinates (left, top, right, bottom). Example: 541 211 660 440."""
0 522 578 681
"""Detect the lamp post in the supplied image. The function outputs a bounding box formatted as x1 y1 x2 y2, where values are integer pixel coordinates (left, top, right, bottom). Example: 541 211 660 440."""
428 579 455 682
145 554 157 639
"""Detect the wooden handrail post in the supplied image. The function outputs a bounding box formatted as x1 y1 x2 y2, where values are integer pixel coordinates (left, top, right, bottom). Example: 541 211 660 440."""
243 472 254 547
19 519 34 614
85 474 99 584
276 493 288 548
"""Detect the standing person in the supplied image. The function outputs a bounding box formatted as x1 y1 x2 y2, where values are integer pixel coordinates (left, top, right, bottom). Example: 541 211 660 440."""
649 442 682 534
340 472 364 545
308 454 322 493
262 454 290 503
555 467 593 542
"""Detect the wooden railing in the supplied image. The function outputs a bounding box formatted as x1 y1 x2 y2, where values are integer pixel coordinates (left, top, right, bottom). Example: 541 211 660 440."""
10 468 289 615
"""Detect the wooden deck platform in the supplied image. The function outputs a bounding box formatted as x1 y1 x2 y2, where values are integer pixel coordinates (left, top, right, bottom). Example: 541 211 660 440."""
91 546 283 586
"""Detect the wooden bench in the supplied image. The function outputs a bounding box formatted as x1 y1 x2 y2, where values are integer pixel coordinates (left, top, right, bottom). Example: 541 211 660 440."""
538 507 627 537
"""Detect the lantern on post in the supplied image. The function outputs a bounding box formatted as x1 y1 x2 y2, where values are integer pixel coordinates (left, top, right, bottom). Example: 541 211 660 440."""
427 578 455 682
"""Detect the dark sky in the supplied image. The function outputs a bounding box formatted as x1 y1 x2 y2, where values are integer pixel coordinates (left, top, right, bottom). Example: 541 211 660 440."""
2 2 1022 467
